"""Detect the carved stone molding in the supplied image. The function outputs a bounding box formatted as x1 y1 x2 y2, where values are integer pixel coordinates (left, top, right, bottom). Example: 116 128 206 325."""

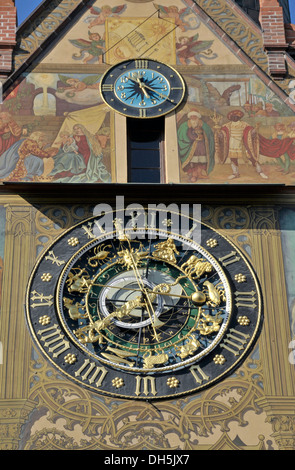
0 399 36 450
256 397 295 450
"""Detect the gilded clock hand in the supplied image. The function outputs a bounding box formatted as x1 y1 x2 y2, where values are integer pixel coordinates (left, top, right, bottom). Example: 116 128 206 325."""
110 293 146 318
90 280 206 304
126 75 150 99
136 77 150 99
138 83 174 103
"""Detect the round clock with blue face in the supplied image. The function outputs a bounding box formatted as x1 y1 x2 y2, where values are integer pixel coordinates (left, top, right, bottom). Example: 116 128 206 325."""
100 59 185 118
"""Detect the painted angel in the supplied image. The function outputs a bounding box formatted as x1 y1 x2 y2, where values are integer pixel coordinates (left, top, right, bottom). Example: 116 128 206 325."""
153 4 200 31
176 34 215 65
85 4 127 29
69 32 105 64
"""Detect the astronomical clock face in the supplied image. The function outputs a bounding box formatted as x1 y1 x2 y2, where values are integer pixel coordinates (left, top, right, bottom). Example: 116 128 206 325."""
100 59 185 118
26 208 262 400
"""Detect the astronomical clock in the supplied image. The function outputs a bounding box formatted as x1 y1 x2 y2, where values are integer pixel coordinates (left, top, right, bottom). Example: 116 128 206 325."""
26 207 262 400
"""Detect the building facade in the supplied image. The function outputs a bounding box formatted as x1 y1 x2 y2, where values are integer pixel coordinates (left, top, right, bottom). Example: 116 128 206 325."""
0 0 295 451
234 0 290 24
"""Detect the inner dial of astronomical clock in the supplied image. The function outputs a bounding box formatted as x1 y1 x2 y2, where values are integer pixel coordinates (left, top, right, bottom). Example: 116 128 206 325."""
58 229 232 374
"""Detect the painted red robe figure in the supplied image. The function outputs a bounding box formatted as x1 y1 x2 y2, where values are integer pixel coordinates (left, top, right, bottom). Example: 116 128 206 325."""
0 112 23 156
73 125 91 166
216 110 295 179
216 110 268 179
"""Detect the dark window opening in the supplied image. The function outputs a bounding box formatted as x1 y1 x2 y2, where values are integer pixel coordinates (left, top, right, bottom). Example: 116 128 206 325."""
127 117 164 183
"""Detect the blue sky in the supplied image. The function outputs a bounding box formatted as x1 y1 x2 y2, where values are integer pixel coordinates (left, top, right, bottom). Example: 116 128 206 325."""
15 0 295 26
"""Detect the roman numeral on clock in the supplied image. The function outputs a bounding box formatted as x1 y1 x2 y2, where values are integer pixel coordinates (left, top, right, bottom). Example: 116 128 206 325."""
220 328 250 356
135 60 148 69
190 365 210 384
135 376 157 396
102 84 114 92
30 290 53 308
75 359 108 387
218 251 241 267
235 290 257 308
37 324 70 357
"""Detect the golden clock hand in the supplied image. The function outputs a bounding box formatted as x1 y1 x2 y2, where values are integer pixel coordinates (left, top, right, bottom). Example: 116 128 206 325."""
124 239 161 339
112 294 145 319
90 280 206 303
126 75 150 99
139 83 174 103
136 78 150 99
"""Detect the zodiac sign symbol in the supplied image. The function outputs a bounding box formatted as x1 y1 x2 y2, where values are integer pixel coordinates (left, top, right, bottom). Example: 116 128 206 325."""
197 310 222 336
63 297 87 320
88 244 112 267
181 256 213 279
116 245 148 269
203 280 226 307
175 336 200 359
152 238 179 264
66 268 91 293
142 350 169 369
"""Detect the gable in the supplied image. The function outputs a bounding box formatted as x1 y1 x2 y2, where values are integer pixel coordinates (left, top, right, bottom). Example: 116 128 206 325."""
41 1 243 67
1 0 295 185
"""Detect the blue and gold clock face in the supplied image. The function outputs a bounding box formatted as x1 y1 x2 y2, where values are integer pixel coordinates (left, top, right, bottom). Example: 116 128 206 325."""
25 208 262 400
100 59 185 118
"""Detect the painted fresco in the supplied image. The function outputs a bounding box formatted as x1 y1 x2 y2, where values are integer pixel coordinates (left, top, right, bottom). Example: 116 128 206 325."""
0 75 112 182
177 73 295 183
43 1 238 66
0 0 294 183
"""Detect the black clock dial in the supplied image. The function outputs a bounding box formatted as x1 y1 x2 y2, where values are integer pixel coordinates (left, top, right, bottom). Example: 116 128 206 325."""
26 208 262 400
100 59 185 118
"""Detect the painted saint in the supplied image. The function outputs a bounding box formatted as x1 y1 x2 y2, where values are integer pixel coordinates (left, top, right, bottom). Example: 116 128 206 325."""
178 110 215 182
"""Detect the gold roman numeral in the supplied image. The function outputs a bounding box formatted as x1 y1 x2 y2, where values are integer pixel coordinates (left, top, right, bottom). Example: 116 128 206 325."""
190 365 210 384
220 328 250 356
37 324 70 357
135 60 148 69
30 290 53 308
102 84 114 92
235 290 257 308
135 376 157 396
218 251 241 267
75 359 108 387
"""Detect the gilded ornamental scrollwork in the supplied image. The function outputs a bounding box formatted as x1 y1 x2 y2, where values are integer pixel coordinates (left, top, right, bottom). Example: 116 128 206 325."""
24 344 266 450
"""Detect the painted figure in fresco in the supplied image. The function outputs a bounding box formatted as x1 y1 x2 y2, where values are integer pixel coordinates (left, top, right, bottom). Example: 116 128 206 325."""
0 131 58 182
154 4 199 31
0 112 25 156
257 123 295 170
255 102 280 117
176 34 215 65
178 110 215 182
56 75 101 106
85 5 127 29
58 76 100 94
50 124 111 183
70 32 105 64
50 131 86 178
216 110 268 180
271 123 290 173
